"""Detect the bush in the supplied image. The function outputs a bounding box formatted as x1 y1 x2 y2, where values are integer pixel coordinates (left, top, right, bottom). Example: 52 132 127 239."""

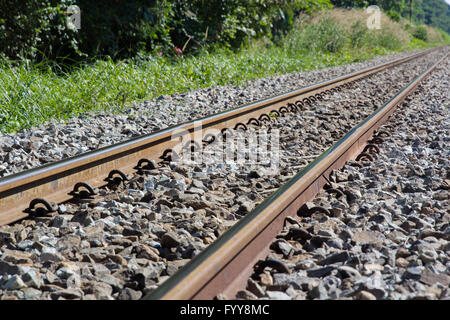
375 28 402 50
386 9 401 22
77 0 174 59
303 18 348 53
154 0 331 52
0 0 332 62
349 20 370 48
413 26 428 42
0 0 81 62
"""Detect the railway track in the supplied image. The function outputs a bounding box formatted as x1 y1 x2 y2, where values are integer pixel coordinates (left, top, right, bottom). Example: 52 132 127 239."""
142 50 448 300
0 48 440 226
0 47 447 300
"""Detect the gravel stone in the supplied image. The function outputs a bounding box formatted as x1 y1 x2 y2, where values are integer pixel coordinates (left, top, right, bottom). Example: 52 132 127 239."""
3 275 26 290
160 232 181 248
118 287 142 300
266 291 291 300
356 290 377 300
403 266 425 280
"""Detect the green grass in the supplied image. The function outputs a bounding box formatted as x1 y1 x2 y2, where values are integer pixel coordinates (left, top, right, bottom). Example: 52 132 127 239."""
0 16 448 133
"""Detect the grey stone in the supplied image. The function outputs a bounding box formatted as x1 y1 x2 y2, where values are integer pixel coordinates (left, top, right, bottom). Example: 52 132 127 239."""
273 273 318 291
66 274 82 289
90 263 111 277
134 244 160 261
403 266 424 280
56 267 78 280
17 240 34 250
160 232 181 248
71 211 94 226
266 291 291 300
322 275 342 290
238 202 255 214
295 259 316 270
40 252 65 263
96 274 123 290
247 278 266 298
22 269 43 288
51 216 68 228
81 281 113 299
3 275 26 290
337 266 361 278
58 204 68 214
361 272 386 299
118 287 142 300
132 267 160 289
339 230 353 241
122 227 143 237
50 288 84 300
307 266 335 278
308 283 329 300
22 287 42 299
0 261 21 275
271 240 293 257
318 251 349 266
326 238 344 249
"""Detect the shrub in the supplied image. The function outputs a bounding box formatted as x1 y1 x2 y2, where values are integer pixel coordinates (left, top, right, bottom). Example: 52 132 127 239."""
0 0 81 62
0 0 333 62
413 26 428 42
77 0 174 59
169 0 332 52
375 28 402 50
303 18 348 53
349 20 370 48
386 9 401 22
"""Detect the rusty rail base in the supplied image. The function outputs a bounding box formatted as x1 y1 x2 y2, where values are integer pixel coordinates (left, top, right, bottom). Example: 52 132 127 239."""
144 52 448 300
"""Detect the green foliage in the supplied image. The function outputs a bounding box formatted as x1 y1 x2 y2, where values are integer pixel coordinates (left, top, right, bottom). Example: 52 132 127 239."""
0 0 332 62
77 0 174 59
349 21 370 48
385 9 401 22
417 0 450 34
0 0 82 62
123 0 332 54
330 0 369 8
299 18 348 53
413 26 428 41
375 28 402 50
332 0 450 34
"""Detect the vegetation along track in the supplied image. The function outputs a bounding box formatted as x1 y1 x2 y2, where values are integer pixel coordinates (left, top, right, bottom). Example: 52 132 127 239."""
0 47 447 300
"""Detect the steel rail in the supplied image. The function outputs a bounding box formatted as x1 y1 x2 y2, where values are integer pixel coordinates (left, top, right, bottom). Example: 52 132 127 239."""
144 52 448 300
0 48 439 225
